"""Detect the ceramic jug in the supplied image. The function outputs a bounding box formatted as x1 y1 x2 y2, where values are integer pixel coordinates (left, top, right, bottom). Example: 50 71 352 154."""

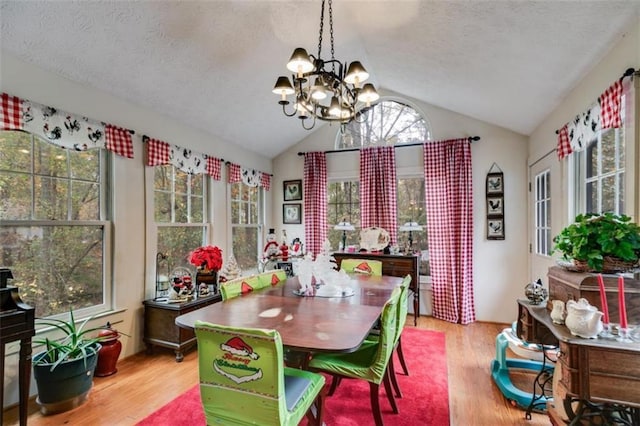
564 298 603 339
550 300 566 324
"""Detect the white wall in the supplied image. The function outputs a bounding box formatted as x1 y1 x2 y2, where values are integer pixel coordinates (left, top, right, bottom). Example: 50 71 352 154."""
1 53 272 406
529 20 640 246
272 90 530 323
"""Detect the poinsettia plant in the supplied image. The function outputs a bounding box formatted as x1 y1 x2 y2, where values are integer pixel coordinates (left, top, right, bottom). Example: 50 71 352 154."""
189 245 223 272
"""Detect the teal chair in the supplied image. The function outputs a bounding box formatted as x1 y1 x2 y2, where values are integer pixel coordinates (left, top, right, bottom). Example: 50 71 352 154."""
309 286 401 426
194 321 325 425
339 258 383 276
219 275 262 301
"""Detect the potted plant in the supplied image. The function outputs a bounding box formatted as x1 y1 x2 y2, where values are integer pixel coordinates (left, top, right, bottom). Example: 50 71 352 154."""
32 309 115 415
553 213 640 273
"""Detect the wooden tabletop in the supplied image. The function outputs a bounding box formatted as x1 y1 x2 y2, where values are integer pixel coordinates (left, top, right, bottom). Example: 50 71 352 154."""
175 274 402 353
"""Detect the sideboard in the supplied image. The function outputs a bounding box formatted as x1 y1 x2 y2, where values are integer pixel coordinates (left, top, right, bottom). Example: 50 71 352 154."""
517 300 640 424
332 252 420 325
143 294 221 362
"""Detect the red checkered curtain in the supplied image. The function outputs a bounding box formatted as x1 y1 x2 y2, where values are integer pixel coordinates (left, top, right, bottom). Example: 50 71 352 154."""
359 146 398 245
600 80 623 130
424 139 475 324
1 92 134 158
144 135 221 179
556 124 572 160
303 152 327 257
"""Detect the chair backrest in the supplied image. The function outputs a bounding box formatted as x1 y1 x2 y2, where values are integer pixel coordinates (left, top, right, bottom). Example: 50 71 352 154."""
257 270 287 288
339 258 383 276
368 286 401 383
219 275 262 301
396 274 412 342
194 321 288 424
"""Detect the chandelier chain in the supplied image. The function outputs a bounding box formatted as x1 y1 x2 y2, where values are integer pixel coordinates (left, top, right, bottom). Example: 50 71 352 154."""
329 0 335 74
317 0 325 59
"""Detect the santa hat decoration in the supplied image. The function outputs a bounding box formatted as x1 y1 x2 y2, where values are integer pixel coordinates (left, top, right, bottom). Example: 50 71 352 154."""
354 262 373 275
220 336 259 360
241 281 254 294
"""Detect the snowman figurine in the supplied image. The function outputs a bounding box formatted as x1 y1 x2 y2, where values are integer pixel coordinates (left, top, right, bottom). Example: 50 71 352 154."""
263 228 280 260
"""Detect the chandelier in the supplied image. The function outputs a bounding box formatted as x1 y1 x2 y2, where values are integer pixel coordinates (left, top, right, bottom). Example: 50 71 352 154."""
272 0 379 130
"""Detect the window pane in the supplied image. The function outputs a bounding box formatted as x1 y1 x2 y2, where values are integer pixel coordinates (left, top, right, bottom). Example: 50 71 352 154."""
601 129 615 174
154 165 172 191
585 140 597 179
1 225 104 318
0 172 32 220
34 176 69 220
1 130 32 172
155 191 172 222
73 181 100 220
70 149 99 181
618 173 625 214
158 226 204 270
233 227 258 271
586 181 598 213
190 195 204 222
34 141 68 177
601 175 616 213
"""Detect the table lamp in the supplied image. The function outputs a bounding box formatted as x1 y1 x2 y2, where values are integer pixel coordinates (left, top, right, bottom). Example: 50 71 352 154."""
399 222 423 251
334 220 355 251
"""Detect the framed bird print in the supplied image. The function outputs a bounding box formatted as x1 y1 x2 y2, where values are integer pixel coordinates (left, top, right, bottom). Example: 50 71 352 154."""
486 163 505 240
283 179 302 201
486 173 503 195
486 196 504 216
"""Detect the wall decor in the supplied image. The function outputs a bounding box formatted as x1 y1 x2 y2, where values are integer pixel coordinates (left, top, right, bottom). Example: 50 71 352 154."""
486 163 505 240
283 179 302 201
283 203 302 224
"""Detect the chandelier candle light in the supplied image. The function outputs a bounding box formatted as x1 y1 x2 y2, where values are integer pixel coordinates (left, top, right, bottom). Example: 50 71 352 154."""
273 0 379 130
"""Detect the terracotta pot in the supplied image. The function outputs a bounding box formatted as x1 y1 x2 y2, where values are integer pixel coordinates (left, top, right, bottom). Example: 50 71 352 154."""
95 328 122 377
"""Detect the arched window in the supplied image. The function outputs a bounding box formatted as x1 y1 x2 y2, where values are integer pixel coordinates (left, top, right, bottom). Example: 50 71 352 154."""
335 98 431 149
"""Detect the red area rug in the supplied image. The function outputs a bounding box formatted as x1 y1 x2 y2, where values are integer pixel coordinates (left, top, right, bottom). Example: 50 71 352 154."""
136 327 449 425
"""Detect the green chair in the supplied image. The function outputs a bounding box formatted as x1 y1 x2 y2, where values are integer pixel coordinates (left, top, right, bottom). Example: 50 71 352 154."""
194 321 325 425
257 270 287 288
219 275 262 301
339 258 383 276
308 286 401 426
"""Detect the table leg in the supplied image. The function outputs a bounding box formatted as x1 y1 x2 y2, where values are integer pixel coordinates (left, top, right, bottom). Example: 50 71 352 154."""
1 342 5 426
18 337 32 426
413 290 419 326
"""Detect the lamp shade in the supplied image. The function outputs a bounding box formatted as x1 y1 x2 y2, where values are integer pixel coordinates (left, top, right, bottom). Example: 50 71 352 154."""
399 222 423 232
344 61 369 86
334 221 355 231
357 83 380 105
286 47 314 74
272 76 295 96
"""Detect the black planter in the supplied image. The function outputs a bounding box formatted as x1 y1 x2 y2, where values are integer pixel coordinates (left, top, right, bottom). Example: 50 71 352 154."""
33 344 101 415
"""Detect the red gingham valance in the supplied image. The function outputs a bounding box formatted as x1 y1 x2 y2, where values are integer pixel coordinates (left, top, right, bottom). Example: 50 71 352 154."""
1 92 134 158
227 162 270 190
556 73 631 161
144 135 221 179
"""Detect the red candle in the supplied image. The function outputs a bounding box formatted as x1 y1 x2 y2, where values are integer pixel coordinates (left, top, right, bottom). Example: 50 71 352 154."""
597 274 609 323
618 275 628 329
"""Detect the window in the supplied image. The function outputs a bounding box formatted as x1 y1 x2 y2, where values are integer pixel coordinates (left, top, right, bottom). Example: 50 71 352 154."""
153 165 207 272
230 182 262 272
573 91 628 216
534 170 551 256
0 130 110 318
327 181 360 250
397 177 427 251
336 98 431 149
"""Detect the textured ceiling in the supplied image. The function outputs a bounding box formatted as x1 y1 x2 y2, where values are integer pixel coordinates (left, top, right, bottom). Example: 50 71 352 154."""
1 1 639 158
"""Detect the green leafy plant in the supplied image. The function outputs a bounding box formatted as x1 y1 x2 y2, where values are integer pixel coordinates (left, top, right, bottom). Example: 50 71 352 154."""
34 309 121 372
553 213 640 271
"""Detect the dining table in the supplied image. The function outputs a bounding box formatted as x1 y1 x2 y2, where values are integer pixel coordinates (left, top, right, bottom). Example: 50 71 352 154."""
175 274 403 356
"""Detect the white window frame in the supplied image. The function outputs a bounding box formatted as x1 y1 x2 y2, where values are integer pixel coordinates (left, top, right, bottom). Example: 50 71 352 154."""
534 169 551 256
228 181 264 274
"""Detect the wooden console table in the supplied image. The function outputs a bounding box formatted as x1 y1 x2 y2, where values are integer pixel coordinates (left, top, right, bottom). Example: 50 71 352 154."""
0 268 35 426
332 252 420 325
143 294 221 362
517 300 640 424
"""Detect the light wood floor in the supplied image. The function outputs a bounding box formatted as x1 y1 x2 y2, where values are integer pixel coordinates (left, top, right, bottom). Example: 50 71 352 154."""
4 317 551 426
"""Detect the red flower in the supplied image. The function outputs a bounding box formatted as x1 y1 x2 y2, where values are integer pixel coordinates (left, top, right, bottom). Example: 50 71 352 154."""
189 245 223 272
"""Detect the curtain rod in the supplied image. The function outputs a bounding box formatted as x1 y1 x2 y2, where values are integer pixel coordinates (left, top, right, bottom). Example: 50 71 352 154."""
296 136 480 156
554 67 636 134
224 161 273 177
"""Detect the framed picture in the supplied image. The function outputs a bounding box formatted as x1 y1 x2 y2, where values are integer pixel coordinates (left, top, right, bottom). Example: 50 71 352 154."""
487 218 505 240
283 203 302 224
486 173 503 194
486 196 504 216
283 179 302 201
276 262 294 277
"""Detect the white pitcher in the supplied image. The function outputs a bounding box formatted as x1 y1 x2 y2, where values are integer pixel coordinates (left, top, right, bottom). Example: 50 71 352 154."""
564 298 603 339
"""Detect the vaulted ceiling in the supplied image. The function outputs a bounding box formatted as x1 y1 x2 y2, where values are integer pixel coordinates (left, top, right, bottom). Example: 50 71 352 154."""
2 1 639 158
